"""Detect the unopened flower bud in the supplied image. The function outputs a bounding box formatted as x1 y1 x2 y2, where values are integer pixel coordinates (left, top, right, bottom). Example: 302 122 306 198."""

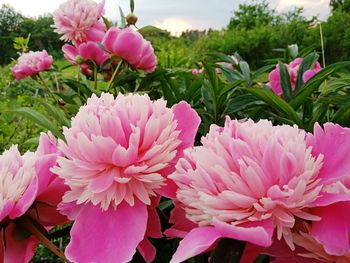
126 14 138 25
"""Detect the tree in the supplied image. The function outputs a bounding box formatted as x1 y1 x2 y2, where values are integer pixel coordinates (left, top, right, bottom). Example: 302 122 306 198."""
330 0 350 12
228 0 275 30
0 4 24 36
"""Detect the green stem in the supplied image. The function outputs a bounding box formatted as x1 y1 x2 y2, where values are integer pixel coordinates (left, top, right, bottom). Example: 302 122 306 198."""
319 22 326 68
93 62 98 90
36 73 58 103
106 60 124 93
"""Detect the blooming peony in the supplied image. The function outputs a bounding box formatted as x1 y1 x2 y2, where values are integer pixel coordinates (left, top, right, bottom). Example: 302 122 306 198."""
53 0 106 44
52 92 200 263
269 57 322 96
11 50 53 80
102 27 157 73
63 42 110 67
167 118 350 263
0 133 68 263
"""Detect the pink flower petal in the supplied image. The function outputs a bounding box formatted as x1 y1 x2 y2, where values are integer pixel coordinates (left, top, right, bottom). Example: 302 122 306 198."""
170 226 222 263
65 200 148 263
310 202 350 256
307 123 350 184
137 237 156 263
3 222 38 263
213 219 273 247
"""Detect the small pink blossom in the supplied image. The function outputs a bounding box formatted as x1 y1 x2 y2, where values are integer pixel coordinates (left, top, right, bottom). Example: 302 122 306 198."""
102 27 157 73
11 50 53 80
63 42 110 67
268 58 322 96
52 92 200 263
53 0 106 44
167 119 350 263
0 133 68 263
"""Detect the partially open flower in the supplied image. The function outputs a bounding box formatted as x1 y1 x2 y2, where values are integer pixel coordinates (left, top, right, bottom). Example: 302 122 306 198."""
52 0 106 44
102 27 157 73
11 50 53 80
0 133 68 263
52 92 200 263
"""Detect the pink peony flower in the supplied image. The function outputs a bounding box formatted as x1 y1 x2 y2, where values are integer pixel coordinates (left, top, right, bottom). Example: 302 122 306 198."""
11 50 53 80
63 41 110 67
52 92 200 263
0 133 68 263
268 58 322 96
102 27 157 73
53 0 106 44
191 69 203 75
167 118 350 263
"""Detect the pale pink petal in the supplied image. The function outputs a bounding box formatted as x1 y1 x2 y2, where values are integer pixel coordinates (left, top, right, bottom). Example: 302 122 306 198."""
170 226 222 263
65 201 148 263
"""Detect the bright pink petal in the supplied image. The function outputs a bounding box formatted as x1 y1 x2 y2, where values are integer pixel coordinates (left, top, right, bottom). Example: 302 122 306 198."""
65 200 148 263
213 219 273 247
310 201 350 256
3 223 38 263
170 226 221 263
306 123 350 184
240 244 264 263
0 200 14 222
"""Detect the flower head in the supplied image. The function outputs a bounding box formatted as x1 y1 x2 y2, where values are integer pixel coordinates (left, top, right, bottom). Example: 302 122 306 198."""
167 119 350 263
11 50 53 80
0 133 68 263
102 27 157 73
268 57 322 96
53 92 200 263
53 0 105 44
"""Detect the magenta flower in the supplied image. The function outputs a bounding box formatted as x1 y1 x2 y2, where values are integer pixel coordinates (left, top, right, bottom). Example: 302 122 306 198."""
53 0 105 44
102 27 157 73
0 133 68 263
11 50 53 80
63 41 110 67
167 118 350 263
52 92 200 263
268 58 322 96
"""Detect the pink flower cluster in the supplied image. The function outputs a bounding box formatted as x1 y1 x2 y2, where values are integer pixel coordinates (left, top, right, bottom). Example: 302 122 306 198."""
11 50 53 80
269 58 322 96
165 117 350 263
52 93 200 262
53 0 156 77
0 133 68 262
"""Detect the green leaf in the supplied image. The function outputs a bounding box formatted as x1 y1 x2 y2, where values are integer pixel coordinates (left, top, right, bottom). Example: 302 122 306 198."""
239 61 251 84
39 100 70 127
102 16 113 29
290 61 350 110
10 107 62 139
251 64 275 82
245 88 302 126
119 6 126 28
138 25 163 36
130 0 135 13
294 52 319 94
278 62 292 101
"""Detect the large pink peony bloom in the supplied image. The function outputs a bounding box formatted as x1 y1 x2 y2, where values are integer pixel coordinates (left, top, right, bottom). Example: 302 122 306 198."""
53 0 106 44
102 27 157 73
63 41 110 67
0 133 68 263
11 50 53 80
269 58 322 96
167 118 350 263
52 92 200 263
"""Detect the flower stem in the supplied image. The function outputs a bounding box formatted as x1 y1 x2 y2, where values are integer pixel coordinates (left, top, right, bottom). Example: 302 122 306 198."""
16 217 70 263
106 60 124 93
36 73 58 103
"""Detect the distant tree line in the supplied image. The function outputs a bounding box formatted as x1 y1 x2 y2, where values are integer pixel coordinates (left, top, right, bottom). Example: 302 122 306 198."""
0 4 63 65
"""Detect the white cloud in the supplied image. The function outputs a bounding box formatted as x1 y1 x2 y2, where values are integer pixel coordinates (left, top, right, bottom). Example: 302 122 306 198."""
155 17 193 36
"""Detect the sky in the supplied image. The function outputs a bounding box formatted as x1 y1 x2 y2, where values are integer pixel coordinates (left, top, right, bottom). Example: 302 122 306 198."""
0 0 331 35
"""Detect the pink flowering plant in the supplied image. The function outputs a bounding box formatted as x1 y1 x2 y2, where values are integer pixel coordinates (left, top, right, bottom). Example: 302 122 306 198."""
4 0 350 262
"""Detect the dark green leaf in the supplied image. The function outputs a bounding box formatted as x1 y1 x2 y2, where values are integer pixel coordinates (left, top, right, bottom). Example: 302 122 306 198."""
278 62 292 101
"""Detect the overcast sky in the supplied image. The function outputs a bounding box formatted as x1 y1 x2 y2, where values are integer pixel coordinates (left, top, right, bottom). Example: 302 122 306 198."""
0 0 331 35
